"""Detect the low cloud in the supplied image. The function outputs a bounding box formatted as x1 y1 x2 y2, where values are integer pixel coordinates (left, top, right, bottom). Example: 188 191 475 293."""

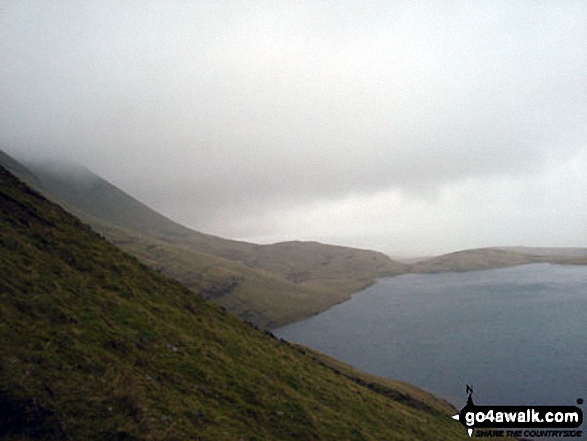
1 1 586 255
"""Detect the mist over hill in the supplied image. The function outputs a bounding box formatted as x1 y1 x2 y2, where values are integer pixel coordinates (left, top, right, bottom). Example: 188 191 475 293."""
2 2 586 257
3 154 407 328
2 151 585 330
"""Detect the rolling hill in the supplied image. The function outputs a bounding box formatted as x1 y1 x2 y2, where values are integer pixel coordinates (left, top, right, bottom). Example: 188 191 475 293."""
2 155 406 328
0 163 477 440
409 247 587 273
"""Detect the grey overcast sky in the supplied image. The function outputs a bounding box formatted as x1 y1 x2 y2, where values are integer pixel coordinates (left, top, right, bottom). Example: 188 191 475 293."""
1 1 586 256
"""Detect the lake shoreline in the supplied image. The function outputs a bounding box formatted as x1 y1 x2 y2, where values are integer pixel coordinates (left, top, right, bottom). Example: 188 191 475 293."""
275 263 587 418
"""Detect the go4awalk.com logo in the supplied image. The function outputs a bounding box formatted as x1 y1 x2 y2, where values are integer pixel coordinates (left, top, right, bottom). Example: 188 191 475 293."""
452 385 583 438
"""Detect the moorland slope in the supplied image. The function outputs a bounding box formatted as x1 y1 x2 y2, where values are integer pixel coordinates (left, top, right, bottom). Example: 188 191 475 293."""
7 157 406 328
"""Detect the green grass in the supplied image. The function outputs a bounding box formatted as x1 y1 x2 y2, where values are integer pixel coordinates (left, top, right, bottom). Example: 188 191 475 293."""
1 164 492 440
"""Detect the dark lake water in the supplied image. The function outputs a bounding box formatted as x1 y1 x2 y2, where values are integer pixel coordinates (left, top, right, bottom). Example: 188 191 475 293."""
275 264 587 410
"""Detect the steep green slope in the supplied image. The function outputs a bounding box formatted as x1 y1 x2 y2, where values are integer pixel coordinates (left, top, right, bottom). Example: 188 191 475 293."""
0 165 474 440
6 158 406 328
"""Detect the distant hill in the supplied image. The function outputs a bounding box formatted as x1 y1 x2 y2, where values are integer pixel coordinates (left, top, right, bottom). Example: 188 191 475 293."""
1 154 406 328
495 246 587 257
409 247 587 273
0 164 475 440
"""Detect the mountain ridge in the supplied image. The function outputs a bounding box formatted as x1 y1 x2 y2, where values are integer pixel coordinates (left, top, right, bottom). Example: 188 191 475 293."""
4 155 406 328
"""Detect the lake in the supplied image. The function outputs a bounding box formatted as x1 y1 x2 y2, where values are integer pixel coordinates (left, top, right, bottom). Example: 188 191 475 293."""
275 264 587 411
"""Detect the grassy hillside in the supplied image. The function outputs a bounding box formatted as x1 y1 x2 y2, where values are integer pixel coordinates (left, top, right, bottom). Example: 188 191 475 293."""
5 158 406 328
0 164 479 440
